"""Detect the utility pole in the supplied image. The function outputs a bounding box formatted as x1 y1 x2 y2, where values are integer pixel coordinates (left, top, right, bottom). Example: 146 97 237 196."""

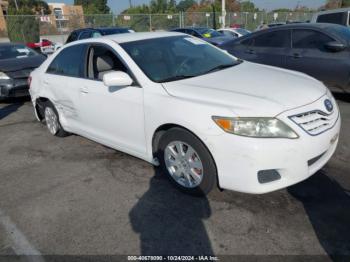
129 0 132 8
221 0 226 28
14 0 19 10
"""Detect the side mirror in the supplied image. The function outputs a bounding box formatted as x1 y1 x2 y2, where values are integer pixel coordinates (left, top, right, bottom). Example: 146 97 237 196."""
325 41 346 52
103 71 133 87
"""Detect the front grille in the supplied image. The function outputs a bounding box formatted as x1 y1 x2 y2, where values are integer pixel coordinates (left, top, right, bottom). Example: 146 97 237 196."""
289 110 338 136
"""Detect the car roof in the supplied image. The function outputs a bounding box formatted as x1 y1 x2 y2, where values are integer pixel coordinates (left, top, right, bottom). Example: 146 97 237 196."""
314 7 350 15
101 32 185 43
222 22 348 46
267 22 344 30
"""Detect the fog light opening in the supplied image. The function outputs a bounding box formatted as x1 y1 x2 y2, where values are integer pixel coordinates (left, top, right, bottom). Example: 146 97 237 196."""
257 169 281 184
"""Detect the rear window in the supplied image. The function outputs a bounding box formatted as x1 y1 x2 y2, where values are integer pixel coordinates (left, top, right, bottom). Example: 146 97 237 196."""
0 44 38 60
317 12 347 25
253 30 290 48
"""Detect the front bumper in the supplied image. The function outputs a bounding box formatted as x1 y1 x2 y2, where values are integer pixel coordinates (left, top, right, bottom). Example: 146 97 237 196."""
206 95 341 194
0 79 29 98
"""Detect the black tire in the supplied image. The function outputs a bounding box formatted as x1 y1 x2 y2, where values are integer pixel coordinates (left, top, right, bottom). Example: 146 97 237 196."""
157 127 217 196
42 101 68 137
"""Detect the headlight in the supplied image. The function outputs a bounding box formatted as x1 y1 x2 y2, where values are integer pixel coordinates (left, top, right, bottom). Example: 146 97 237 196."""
0 72 10 80
212 116 299 139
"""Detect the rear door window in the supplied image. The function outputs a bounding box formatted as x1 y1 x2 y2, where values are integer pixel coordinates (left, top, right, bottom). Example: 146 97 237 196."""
253 30 290 48
292 29 334 51
47 44 88 77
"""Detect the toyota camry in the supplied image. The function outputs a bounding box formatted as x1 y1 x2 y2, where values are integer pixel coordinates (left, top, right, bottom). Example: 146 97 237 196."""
29 32 341 196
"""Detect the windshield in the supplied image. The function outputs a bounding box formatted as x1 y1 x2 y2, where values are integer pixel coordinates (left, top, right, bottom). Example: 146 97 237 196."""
120 36 240 83
235 28 250 35
0 44 38 60
197 28 222 38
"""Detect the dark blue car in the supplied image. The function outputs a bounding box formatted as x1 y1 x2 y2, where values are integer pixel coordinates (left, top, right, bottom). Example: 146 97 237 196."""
171 27 232 46
219 23 350 93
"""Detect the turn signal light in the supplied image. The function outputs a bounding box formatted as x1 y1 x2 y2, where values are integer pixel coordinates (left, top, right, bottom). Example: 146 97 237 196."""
213 118 233 132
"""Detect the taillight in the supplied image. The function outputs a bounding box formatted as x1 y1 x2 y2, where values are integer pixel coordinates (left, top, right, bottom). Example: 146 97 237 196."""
28 76 32 88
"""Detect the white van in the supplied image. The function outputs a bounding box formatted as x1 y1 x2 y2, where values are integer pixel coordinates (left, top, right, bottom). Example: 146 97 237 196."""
311 8 350 26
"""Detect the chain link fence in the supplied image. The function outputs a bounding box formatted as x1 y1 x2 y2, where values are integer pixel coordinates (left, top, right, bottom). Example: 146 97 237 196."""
0 11 315 43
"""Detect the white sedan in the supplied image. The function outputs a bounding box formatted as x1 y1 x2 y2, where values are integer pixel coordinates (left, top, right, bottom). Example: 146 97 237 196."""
29 32 341 196
218 28 251 38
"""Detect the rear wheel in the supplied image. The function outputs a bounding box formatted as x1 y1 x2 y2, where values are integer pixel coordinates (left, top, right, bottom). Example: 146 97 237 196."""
157 127 217 196
43 101 68 137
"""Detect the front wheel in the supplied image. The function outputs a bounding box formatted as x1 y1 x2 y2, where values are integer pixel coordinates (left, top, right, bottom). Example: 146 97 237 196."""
157 128 217 196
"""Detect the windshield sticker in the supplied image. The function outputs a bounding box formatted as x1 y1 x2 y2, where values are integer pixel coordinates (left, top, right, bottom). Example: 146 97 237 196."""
17 48 29 53
184 37 206 45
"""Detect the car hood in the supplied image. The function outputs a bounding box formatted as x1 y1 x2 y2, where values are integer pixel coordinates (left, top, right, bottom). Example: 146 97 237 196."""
162 62 327 117
0 55 46 72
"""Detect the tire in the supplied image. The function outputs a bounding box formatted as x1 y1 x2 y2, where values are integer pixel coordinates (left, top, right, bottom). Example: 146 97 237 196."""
157 127 217 196
43 101 68 137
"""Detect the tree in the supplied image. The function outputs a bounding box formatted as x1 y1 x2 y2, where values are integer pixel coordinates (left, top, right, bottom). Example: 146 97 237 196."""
177 0 196 11
5 0 49 43
239 1 259 12
323 0 350 9
74 0 110 14
8 0 50 14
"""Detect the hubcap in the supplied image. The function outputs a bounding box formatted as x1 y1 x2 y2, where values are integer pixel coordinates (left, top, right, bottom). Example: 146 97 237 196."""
164 141 203 188
45 107 59 135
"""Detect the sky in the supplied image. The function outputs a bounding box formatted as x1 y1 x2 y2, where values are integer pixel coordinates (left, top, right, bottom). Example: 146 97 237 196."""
45 0 327 14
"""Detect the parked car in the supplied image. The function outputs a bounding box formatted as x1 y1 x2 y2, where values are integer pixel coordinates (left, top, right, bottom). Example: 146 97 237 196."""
0 43 46 100
218 28 251 38
220 23 350 93
27 39 62 55
171 27 232 45
66 27 132 44
311 8 350 27
256 22 285 31
29 32 340 196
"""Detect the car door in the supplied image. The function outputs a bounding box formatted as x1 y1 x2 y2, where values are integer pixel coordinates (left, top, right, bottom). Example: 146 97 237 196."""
232 29 290 68
286 29 349 89
44 44 89 131
77 43 146 156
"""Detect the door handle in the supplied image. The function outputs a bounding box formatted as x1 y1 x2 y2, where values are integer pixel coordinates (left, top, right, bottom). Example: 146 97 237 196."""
290 53 302 59
245 49 255 54
80 87 89 94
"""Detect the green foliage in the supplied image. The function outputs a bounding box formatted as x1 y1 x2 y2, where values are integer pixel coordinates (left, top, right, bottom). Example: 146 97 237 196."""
342 0 350 7
8 0 50 14
74 0 110 14
6 7 39 43
177 0 196 11
240 1 259 12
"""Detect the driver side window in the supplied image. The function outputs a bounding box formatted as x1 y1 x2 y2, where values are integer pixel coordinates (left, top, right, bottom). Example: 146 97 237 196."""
88 45 127 81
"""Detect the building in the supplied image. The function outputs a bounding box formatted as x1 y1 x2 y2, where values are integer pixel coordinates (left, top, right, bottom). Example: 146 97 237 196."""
47 3 85 32
0 0 8 32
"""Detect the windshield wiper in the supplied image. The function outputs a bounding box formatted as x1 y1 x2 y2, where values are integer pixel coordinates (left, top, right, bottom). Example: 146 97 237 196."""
159 75 196 83
203 63 237 74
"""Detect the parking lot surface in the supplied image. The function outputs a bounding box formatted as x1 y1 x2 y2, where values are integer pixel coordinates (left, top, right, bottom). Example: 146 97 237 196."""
0 96 349 258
